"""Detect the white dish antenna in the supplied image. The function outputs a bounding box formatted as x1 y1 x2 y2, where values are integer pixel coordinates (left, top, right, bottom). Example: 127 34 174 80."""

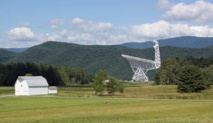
122 40 161 82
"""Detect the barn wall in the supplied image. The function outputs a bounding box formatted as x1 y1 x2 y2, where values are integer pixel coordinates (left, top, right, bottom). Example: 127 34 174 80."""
28 86 49 95
15 80 29 95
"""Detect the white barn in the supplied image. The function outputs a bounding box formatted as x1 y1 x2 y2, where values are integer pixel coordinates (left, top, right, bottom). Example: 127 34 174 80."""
15 76 49 95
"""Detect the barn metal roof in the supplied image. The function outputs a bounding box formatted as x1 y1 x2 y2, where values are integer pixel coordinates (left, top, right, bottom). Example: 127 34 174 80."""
18 76 49 87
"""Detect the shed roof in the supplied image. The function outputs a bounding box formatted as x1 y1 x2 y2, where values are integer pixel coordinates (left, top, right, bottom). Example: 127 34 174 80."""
18 76 49 87
49 86 57 89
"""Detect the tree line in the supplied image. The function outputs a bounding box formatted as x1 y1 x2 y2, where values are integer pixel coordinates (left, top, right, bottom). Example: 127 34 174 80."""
0 62 93 86
155 57 213 92
1 56 213 93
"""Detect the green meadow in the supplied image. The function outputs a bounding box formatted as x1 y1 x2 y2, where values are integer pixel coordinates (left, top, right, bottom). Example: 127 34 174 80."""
1 85 213 123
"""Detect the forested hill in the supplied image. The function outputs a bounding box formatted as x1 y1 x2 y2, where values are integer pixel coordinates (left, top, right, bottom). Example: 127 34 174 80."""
121 36 213 49
0 49 16 63
2 41 213 80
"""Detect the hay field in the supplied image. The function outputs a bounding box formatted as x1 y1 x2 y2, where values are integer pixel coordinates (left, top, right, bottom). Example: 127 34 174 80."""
1 85 213 123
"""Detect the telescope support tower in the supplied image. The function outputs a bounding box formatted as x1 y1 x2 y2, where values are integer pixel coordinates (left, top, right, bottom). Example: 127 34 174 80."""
122 40 161 82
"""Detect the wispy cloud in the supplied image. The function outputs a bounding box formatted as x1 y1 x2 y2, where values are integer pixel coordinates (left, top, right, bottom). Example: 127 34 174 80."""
158 0 173 9
72 17 85 24
71 18 113 33
49 19 65 29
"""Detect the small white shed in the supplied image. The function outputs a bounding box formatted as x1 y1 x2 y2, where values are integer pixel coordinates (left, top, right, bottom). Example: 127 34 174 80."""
14 76 49 96
48 86 57 94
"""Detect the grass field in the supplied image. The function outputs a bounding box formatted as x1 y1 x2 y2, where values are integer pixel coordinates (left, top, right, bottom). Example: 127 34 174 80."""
57 84 213 100
1 84 213 123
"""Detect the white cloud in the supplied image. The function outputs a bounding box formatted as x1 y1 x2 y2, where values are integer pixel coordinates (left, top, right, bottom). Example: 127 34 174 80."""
6 27 35 41
35 30 94 45
131 21 170 38
189 26 213 37
36 30 67 41
130 20 213 39
163 0 213 22
3 18 213 48
158 0 173 9
2 18 136 47
69 33 91 41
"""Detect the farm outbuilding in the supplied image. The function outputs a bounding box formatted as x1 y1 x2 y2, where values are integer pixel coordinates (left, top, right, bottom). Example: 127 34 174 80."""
15 76 49 95
48 86 57 94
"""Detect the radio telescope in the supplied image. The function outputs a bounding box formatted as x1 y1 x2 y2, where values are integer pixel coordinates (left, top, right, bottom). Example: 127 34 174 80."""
122 40 161 82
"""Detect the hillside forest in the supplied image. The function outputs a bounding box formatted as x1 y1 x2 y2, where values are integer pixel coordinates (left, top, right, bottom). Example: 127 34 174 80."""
0 37 213 90
0 57 212 89
0 63 93 86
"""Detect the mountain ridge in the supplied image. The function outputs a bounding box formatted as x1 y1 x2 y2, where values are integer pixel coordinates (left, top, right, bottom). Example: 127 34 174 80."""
5 48 28 53
4 36 213 53
121 36 213 49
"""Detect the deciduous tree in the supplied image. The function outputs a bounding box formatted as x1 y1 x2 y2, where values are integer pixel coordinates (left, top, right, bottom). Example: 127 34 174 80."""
91 70 126 95
91 70 107 95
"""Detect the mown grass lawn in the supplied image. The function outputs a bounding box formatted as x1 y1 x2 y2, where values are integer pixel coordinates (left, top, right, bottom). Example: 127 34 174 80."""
0 96 213 123
1 85 213 123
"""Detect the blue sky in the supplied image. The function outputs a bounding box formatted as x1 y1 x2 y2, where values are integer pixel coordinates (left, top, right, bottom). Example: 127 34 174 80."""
1 0 213 48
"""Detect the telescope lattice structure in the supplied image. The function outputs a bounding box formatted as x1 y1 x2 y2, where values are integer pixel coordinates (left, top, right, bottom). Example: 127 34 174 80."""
122 40 161 82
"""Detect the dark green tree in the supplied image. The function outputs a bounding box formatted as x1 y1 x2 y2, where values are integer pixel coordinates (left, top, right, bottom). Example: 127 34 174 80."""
202 65 213 85
154 58 180 85
177 65 209 93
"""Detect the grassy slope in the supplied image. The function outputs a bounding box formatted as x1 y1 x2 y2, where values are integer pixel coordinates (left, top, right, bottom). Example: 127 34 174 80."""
1 85 213 123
